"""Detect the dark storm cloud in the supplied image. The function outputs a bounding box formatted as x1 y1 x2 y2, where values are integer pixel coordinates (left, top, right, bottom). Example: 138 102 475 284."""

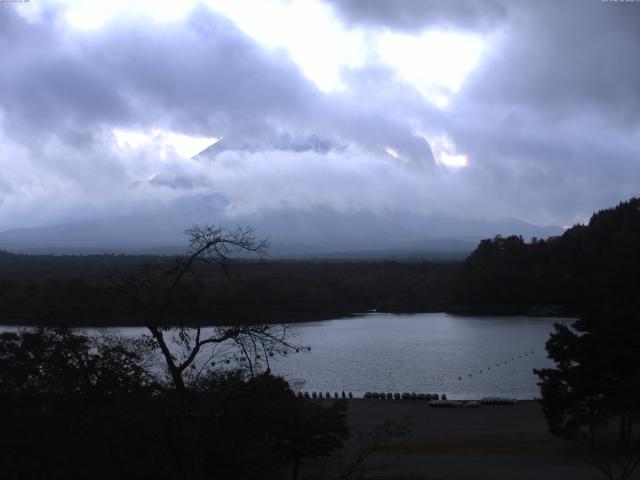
1 0 639 231
325 0 640 223
0 4 318 214
0 2 440 228
442 0 640 221
93 11 319 137
325 0 507 31
462 1 640 121
0 5 313 144
0 7 130 145
0 3 432 167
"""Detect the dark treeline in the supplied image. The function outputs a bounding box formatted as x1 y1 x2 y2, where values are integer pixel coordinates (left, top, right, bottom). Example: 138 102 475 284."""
0 253 456 326
530 201 640 463
1 197 639 326
453 197 640 316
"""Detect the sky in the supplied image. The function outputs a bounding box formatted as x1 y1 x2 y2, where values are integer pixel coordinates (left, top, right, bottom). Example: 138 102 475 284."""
1 0 639 233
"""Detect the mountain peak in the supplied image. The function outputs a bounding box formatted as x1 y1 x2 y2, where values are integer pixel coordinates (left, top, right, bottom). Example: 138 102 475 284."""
194 132 339 159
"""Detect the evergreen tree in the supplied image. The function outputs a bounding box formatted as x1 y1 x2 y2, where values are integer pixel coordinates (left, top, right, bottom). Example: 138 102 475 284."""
535 305 640 447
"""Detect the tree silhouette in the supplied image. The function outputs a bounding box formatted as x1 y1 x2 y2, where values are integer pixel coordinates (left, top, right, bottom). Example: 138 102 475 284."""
535 305 640 447
110 225 299 394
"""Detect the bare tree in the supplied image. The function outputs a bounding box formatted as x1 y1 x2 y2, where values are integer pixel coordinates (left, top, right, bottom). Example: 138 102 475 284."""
110 225 299 395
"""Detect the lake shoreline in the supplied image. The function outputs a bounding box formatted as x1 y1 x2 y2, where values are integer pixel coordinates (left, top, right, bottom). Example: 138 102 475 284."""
0 305 576 328
3 313 566 401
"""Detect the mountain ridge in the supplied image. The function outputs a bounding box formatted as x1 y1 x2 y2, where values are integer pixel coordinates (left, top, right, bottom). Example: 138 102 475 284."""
0 207 561 258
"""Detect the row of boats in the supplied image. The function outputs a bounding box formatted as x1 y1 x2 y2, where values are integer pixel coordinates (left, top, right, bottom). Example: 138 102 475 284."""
363 392 444 400
295 390 518 406
297 391 353 399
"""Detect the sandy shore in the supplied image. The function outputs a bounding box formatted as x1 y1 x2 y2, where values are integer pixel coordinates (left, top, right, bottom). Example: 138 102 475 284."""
320 400 610 480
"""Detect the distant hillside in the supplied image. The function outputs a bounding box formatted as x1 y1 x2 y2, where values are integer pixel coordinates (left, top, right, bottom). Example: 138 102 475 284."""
453 197 640 314
0 207 560 259
1 198 637 326
0 130 562 258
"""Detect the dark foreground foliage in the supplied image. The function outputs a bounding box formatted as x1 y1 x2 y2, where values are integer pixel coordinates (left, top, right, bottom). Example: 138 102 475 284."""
535 305 640 446
535 305 640 480
0 329 349 480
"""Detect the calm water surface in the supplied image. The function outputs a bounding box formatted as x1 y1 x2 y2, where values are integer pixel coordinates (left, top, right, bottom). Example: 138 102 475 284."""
271 313 571 400
5 313 572 400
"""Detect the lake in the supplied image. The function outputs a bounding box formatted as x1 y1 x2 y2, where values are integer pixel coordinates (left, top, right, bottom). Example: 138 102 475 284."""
271 313 571 400
3 313 571 400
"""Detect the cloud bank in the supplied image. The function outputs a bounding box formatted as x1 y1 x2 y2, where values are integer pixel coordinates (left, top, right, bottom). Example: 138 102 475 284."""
1 0 639 234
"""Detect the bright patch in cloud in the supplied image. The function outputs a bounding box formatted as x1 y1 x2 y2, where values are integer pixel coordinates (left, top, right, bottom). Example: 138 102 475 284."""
437 151 468 168
384 147 400 160
164 132 219 158
378 30 486 107
113 129 218 159
209 0 487 104
426 135 468 168
56 0 489 100
57 0 194 30
207 0 367 92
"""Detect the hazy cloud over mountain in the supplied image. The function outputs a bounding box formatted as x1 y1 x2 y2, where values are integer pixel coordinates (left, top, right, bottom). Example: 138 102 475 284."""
1 0 639 240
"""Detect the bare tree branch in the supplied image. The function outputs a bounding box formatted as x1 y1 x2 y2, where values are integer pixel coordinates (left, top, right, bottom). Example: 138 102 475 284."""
107 224 299 396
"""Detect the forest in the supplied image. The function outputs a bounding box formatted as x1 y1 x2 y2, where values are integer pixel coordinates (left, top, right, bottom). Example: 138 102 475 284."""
1 197 639 327
0 254 456 326
453 197 640 316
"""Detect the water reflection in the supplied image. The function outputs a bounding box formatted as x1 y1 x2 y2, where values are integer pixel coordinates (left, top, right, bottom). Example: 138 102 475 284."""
2 312 572 399
270 313 571 400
